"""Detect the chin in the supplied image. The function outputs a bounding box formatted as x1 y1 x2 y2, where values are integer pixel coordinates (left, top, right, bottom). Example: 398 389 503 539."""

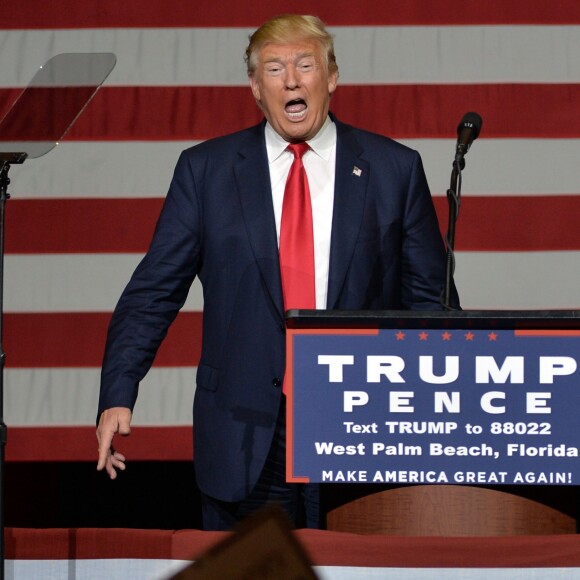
287 126 314 141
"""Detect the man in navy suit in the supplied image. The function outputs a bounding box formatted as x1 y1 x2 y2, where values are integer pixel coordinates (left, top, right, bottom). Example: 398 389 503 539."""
97 14 458 530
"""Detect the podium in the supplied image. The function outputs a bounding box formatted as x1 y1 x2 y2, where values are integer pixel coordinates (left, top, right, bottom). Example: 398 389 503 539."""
285 310 580 535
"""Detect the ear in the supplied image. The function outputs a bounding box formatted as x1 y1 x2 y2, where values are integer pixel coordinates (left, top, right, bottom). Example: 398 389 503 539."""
249 75 261 102
328 70 338 96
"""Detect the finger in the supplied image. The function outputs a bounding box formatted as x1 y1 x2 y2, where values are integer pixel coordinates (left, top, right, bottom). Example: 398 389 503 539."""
104 452 127 479
117 414 132 437
111 455 126 471
105 458 118 480
112 451 126 462
96 429 115 471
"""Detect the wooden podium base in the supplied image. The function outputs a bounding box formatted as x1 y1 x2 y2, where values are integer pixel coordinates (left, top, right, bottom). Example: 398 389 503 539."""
326 485 576 536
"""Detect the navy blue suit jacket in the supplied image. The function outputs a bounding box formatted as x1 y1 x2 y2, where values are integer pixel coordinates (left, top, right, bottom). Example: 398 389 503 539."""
99 116 457 502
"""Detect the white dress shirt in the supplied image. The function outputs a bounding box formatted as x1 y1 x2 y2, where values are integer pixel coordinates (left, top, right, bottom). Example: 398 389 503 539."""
265 117 337 309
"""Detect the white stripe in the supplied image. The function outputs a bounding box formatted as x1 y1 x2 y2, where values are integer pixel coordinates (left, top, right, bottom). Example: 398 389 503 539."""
455 251 580 310
316 567 580 580
1 26 579 87
6 561 580 580
414 139 580 197
333 25 580 85
6 559 191 580
6 252 580 312
8 140 580 199
5 254 204 312
6 367 196 425
7 141 187 199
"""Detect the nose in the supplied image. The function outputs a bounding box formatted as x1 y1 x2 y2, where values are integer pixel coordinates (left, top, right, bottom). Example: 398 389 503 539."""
284 65 301 89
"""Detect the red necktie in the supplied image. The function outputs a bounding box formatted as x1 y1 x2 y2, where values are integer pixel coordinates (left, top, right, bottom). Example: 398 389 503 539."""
279 142 316 312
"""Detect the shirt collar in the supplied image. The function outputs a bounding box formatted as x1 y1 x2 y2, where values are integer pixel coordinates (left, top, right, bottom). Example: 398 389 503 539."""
265 116 336 164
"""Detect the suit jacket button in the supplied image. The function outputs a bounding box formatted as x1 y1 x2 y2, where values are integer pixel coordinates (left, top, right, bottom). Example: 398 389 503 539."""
272 378 281 388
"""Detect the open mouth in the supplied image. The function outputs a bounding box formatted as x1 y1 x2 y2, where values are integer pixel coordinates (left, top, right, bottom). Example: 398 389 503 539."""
285 98 307 119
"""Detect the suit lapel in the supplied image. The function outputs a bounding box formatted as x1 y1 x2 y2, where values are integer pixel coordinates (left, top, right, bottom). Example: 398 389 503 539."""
327 120 369 308
234 124 285 324
232 118 368 317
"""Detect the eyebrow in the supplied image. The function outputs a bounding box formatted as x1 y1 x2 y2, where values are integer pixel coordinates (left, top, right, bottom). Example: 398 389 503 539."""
262 51 317 64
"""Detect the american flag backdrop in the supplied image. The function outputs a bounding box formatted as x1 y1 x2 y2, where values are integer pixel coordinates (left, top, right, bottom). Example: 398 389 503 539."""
1 1 579 461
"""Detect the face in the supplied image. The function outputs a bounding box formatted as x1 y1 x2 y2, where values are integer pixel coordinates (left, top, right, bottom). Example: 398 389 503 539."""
249 40 338 142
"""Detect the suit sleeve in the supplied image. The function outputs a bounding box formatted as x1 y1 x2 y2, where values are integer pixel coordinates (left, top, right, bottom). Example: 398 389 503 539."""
400 151 460 310
98 150 202 417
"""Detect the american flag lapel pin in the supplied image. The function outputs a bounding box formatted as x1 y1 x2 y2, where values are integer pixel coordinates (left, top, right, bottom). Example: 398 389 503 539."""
352 166 362 177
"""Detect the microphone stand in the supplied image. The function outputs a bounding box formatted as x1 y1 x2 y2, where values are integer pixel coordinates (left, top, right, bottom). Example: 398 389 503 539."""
443 155 463 310
444 112 482 310
0 154 26 580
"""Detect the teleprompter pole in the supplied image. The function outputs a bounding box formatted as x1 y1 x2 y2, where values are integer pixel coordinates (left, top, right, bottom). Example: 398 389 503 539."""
0 155 26 580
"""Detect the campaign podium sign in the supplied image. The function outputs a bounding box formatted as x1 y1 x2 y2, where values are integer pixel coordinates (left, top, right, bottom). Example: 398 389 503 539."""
285 311 580 487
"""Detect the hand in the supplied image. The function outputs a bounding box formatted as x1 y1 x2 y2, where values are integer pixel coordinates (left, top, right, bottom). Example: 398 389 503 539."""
96 407 132 479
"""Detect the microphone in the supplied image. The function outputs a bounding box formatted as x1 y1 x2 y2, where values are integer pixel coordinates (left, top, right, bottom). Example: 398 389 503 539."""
455 112 482 168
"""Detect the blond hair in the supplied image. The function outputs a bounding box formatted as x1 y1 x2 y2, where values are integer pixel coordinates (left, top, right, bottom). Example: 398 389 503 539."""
245 14 338 76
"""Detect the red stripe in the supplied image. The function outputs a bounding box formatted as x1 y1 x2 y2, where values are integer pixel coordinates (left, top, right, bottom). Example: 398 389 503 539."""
516 330 580 336
5 312 202 368
6 425 193 462
432 195 580 251
5 528 580 565
0 87 98 142
0 89 21 122
7 199 163 254
5 528 228 561
7 196 580 255
3 84 580 142
3 0 580 28
62 84 580 140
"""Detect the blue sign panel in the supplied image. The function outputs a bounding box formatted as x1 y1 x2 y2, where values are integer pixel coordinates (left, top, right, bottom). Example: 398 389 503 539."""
286 328 580 485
